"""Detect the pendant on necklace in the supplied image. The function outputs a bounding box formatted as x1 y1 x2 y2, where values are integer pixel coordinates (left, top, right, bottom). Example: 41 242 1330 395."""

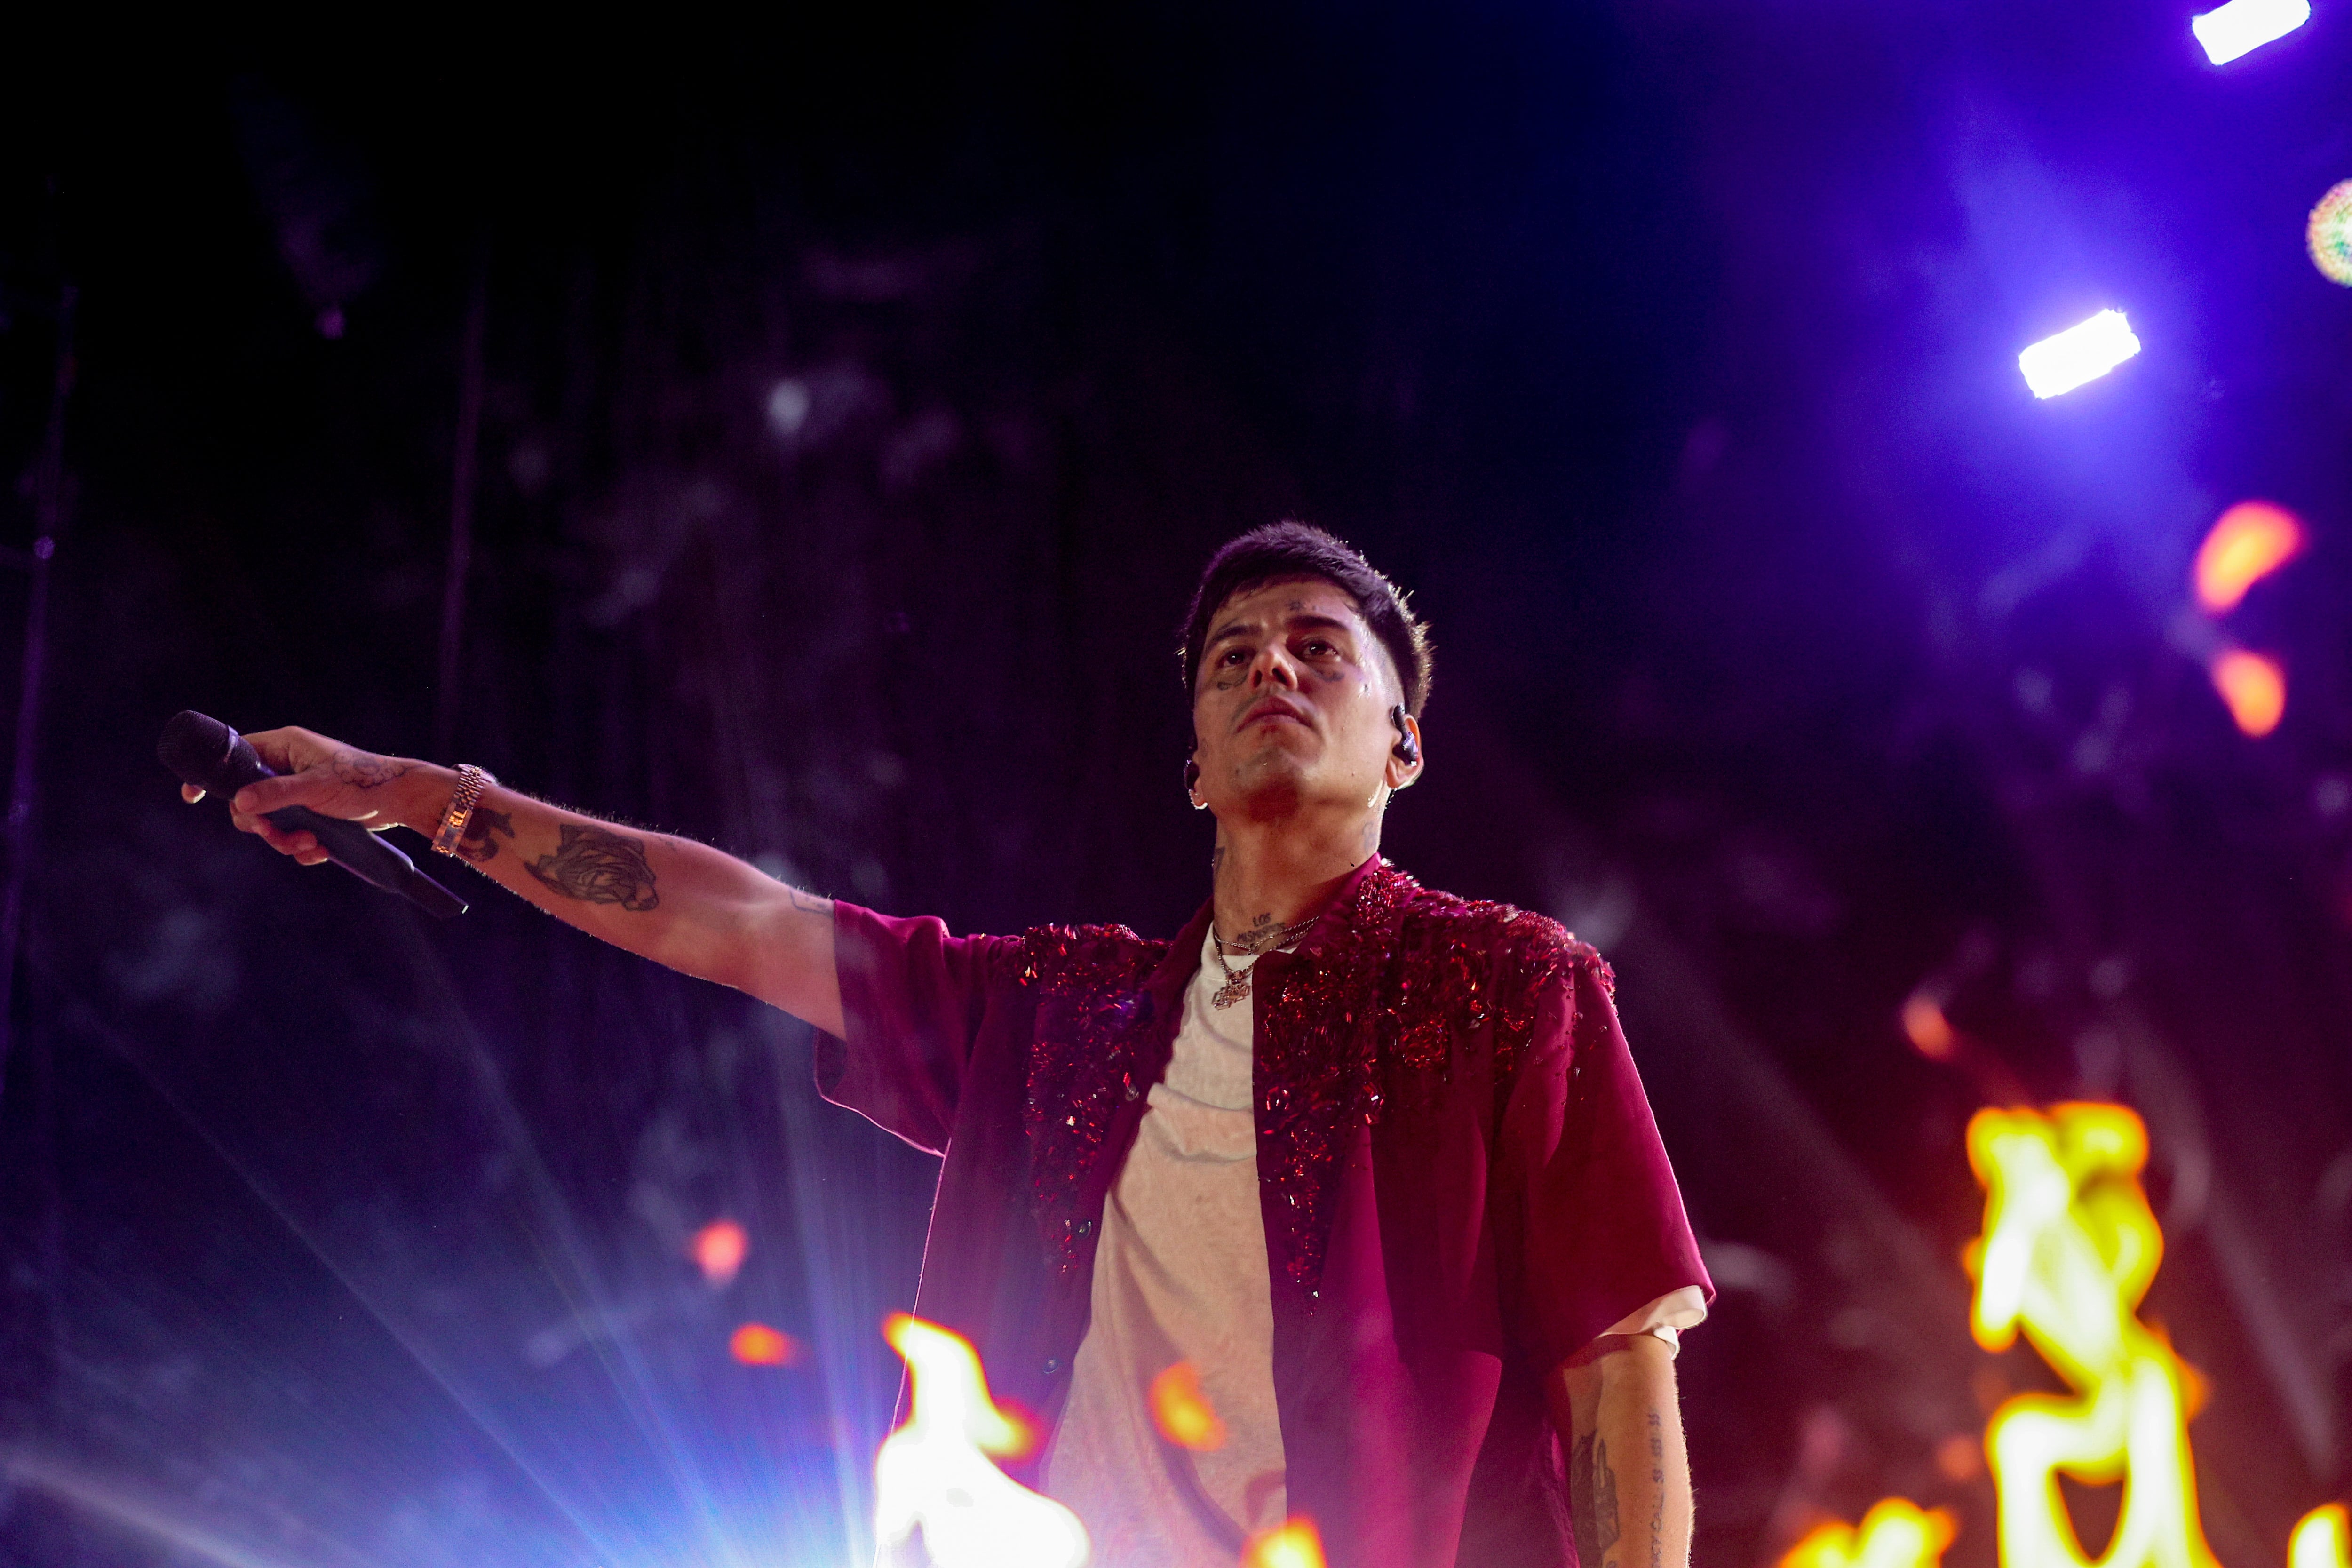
1212 970 1252 1009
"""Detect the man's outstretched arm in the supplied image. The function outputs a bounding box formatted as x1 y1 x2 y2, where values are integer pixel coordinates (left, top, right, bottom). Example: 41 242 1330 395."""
184 726 842 1037
1549 1335 1693 1568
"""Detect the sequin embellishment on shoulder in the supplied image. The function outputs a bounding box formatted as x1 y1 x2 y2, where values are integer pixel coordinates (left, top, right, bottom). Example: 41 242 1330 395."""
1018 922 1169 1271
1254 860 1606 1299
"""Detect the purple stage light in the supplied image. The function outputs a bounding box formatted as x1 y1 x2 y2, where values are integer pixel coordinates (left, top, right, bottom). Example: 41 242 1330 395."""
2018 310 2142 399
2191 0 2310 64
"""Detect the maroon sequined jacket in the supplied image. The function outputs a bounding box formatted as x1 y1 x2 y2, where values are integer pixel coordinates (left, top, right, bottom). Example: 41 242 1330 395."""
818 855 1708 1568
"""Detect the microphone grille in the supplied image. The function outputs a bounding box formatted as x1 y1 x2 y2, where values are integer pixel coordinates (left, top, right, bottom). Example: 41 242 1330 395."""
158 710 257 793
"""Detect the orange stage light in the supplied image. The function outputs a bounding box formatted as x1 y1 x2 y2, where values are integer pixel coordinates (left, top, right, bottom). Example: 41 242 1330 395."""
1780 1498 1956 1568
2194 502 2304 614
692 1218 749 1287
1967 1104 2221 1568
874 1313 1087 1568
1149 1360 1229 1452
1902 994 1957 1059
2210 650 2286 737
1244 1518 1327 1568
729 1321 799 1366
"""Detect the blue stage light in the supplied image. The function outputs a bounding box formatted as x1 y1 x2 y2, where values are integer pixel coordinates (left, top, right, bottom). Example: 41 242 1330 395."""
2018 310 2142 399
2191 0 2310 64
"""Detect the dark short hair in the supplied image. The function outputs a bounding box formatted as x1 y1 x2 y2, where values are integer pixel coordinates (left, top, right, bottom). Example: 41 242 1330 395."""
1178 522 1434 716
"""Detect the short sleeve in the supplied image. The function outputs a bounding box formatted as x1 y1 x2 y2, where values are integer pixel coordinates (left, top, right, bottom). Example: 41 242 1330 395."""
815 902 1019 1155
1501 955 1712 1369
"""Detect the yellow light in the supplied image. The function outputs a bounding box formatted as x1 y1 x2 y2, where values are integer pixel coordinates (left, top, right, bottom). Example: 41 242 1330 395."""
1244 1518 1327 1568
1149 1360 1228 1451
1780 1498 1956 1568
2291 1506 2351 1568
2194 501 2304 614
874 1313 1089 1568
2209 650 2286 738
728 1321 798 1366
1966 1104 2221 1568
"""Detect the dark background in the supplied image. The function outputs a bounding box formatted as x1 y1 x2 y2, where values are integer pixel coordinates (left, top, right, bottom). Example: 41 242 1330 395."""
1 5 2347 1564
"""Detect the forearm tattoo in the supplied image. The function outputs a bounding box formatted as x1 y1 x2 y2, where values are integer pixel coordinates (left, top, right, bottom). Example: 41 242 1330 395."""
1572 1433 1622 1568
455 806 516 865
525 823 660 911
1646 1409 1666 1568
332 748 412 789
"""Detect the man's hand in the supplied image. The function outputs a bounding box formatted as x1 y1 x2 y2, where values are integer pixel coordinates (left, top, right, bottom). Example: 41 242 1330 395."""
180 727 449 866
181 725 844 1035
1548 1335 1692 1568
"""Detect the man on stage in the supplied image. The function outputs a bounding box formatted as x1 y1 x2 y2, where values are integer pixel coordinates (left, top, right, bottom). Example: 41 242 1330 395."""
190 522 1710 1568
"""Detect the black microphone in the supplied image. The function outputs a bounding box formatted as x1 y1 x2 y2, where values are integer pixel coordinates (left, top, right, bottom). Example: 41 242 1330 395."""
159 711 468 919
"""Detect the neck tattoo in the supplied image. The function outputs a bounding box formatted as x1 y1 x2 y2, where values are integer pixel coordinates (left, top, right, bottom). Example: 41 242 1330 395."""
1207 912 1319 1008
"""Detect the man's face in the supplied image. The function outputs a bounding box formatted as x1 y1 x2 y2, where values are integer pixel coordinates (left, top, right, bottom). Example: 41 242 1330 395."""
1191 575 1418 820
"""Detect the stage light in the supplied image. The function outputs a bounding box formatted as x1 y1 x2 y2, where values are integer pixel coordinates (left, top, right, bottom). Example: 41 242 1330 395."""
1779 1498 1955 1568
2191 0 2310 63
1148 1360 1227 1451
692 1218 748 1287
874 1314 1086 1568
767 378 813 437
2310 182 2352 287
1245 1519 1328 1568
2194 501 2304 613
2019 310 2141 398
2292 1505 2351 1568
2210 649 2286 736
1966 1104 2224 1568
1901 994 1957 1060
730 1322 800 1366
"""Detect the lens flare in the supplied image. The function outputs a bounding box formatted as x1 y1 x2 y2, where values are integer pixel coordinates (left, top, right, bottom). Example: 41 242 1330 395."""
1966 1104 2222 1568
874 1313 1088 1568
692 1218 749 1286
2193 501 2304 613
2209 650 2286 737
1901 994 1957 1060
2291 1505 2351 1568
1244 1518 1328 1568
1779 1498 1956 1568
2312 182 2352 287
1148 1361 1228 1451
730 1321 800 1366
2019 310 2141 399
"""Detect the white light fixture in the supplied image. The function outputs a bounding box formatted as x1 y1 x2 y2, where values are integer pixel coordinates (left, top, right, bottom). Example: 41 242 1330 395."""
2191 0 2310 64
2018 310 2142 399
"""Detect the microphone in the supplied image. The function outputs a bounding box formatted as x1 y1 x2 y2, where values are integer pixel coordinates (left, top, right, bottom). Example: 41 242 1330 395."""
158 711 468 919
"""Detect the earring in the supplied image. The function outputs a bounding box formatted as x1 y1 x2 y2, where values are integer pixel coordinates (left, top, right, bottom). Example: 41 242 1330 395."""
1389 706 1421 766
1184 758 1207 808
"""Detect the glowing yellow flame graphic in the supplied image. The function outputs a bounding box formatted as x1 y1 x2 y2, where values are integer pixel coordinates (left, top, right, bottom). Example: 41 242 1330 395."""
874 1313 1089 1568
1243 1517 1327 1568
1780 1498 1956 1568
2291 1506 2351 1568
1965 1104 2220 1568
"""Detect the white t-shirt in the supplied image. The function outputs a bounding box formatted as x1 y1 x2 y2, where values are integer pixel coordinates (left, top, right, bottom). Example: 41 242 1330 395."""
1036 929 1703 1566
